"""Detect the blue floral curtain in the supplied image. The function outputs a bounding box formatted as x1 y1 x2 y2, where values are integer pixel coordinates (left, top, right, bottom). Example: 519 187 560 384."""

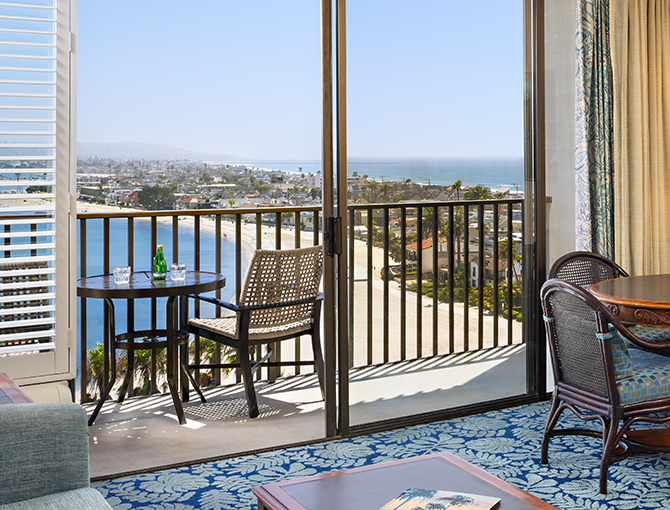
575 0 615 258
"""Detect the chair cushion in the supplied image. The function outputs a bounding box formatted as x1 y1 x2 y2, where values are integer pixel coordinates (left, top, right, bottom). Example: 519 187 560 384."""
0 488 111 510
609 328 633 380
189 316 313 341
617 349 670 405
628 325 670 345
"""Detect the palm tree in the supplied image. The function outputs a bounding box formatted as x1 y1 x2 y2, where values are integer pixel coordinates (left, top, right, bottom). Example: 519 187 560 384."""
451 179 462 200
464 184 492 200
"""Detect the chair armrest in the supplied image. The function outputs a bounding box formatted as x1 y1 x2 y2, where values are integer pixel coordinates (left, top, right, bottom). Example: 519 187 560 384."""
189 292 323 312
238 292 323 312
188 293 239 311
0 402 90 506
613 320 670 351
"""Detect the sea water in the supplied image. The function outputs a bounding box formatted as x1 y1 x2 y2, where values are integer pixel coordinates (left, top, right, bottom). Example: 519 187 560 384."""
77 217 237 357
241 156 525 191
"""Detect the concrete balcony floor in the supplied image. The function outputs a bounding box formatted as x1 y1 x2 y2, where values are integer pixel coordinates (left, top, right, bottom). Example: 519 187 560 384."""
87 343 542 480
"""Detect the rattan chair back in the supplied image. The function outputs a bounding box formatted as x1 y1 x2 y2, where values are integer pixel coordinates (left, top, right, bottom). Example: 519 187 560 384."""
541 279 611 399
548 251 628 287
238 245 323 331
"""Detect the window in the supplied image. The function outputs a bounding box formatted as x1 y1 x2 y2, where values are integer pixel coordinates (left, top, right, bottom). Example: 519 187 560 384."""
0 0 75 384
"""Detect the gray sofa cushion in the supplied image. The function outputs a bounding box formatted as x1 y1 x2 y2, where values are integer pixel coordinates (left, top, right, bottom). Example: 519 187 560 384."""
0 403 92 505
0 488 110 510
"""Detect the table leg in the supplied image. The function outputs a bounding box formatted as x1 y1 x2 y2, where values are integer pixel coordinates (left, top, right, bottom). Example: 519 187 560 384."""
166 296 186 424
179 295 190 402
89 298 120 426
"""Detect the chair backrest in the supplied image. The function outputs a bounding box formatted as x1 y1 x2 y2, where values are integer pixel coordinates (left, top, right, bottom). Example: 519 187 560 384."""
541 278 615 400
548 251 629 287
239 245 323 328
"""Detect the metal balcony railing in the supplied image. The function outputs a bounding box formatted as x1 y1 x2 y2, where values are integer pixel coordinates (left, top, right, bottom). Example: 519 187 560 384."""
76 199 523 404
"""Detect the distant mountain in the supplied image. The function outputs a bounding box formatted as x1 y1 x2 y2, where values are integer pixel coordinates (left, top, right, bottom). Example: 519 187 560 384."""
77 142 239 162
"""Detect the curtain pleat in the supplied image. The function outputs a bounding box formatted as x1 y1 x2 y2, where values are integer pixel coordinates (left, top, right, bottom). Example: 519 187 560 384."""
613 0 670 275
575 0 616 258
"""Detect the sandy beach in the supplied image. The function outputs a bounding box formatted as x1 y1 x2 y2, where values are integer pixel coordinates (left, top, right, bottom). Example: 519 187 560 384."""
77 202 523 368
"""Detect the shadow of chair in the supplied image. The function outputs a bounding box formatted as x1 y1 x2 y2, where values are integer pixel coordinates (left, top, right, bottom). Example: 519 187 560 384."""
540 278 670 494
186 245 325 418
549 250 670 352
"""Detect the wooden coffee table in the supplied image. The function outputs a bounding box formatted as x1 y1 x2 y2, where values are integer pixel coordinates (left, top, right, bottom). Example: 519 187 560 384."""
252 452 558 510
0 373 32 404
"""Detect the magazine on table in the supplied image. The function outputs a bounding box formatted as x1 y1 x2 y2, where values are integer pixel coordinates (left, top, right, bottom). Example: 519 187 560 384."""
380 487 501 510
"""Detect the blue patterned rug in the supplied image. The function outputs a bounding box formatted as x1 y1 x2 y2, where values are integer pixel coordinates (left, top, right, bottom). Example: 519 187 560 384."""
93 401 670 509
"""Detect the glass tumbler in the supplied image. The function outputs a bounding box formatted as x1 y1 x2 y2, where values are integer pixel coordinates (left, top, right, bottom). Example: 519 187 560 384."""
170 263 186 281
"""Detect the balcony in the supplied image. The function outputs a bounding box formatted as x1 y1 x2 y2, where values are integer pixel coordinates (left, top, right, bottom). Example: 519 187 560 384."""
75 199 527 479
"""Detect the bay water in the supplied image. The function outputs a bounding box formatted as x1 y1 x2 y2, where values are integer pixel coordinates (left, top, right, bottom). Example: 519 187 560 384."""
77 217 237 357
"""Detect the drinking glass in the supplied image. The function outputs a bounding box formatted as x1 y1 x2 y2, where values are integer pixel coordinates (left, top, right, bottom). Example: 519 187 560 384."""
170 263 186 281
113 266 131 285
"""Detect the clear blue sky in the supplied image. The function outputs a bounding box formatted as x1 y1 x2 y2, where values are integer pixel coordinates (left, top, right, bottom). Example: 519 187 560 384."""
77 1 523 160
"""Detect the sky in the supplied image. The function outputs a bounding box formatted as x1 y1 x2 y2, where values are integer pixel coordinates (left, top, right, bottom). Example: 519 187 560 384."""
77 1 523 161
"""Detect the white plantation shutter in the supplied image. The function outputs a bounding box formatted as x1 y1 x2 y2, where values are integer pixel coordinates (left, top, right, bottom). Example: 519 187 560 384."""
0 0 75 383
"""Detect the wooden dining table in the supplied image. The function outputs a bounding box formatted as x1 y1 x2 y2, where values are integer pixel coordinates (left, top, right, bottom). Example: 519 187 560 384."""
590 273 670 448
589 273 670 327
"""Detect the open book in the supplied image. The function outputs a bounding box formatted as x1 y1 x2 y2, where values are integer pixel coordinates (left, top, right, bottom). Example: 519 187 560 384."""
380 488 501 510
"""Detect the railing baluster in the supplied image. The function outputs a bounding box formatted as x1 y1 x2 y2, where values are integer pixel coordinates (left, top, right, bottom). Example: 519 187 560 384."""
432 205 438 355
383 207 389 363
463 204 469 352
400 207 406 361
416 206 423 357
79 218 88 403
366 208 373 365
478 203 485 350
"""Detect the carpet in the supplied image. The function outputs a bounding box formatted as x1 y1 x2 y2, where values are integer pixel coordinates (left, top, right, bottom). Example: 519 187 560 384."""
92 401 670 509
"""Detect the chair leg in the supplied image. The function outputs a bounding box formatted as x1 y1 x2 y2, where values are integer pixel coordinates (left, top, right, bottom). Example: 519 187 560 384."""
311 330 325 400
239 341 259 418
541 396 562 464
599 417 619 495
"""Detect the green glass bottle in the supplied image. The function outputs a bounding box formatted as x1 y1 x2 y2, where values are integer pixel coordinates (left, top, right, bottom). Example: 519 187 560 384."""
152 244 167 280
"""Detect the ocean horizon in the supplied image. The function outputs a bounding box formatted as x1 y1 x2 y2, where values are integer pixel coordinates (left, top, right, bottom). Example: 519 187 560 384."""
236 156 525 192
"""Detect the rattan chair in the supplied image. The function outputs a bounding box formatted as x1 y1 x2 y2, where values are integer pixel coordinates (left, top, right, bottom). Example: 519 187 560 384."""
549 250 670 353
186 245 325 418
541 278 670 494
548 250 629 285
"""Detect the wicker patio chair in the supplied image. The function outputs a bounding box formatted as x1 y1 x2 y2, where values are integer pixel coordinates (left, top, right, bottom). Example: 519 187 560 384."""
0 260 53 352
540 278 670 494
548 250 629 285
186 245 325 418
549 250 670 353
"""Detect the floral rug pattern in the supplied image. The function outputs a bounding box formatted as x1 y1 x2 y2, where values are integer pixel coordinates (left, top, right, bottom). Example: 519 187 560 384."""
93 401 670 509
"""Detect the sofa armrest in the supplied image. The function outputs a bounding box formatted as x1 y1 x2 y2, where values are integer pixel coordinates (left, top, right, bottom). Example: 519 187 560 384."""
0 403 90 506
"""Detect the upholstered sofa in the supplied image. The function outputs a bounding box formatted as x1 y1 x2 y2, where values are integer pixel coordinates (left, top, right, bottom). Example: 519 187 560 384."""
0 402 112 510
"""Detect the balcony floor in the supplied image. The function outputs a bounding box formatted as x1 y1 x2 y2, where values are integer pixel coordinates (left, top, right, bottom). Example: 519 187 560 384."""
87 343 545 480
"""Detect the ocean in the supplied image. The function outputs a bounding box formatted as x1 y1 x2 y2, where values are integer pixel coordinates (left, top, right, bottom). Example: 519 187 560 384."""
77 218 237 355
240 156 525 191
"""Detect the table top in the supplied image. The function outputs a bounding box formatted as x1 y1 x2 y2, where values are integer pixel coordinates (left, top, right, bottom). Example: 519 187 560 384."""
252 452 558 510
0 372 33 405
77 270 226 299
590 274 670 308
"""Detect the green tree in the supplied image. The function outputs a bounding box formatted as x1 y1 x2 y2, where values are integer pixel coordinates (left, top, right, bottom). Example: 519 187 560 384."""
451 179 462 200
137 185 176 210
464 184 492 200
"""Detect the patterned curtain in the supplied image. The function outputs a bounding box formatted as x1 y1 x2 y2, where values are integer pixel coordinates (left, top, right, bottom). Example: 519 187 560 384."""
575 0 615 258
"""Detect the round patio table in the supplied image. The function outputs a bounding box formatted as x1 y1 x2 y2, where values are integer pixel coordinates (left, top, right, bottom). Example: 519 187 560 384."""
77 270 226 426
